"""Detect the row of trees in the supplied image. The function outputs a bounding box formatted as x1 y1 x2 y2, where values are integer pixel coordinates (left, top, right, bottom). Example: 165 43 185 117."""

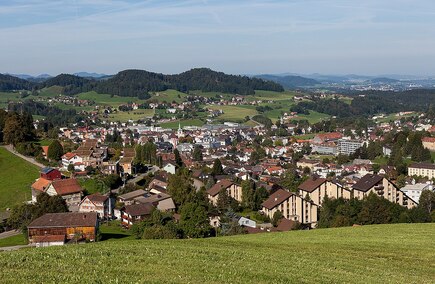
318 191 435 228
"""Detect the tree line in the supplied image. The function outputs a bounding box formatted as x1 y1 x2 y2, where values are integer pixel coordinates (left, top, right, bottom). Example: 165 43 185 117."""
0 68 284 98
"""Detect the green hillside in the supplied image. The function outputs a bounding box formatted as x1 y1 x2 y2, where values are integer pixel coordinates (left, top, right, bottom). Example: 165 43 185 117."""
0 224 433 283
0 147 39 210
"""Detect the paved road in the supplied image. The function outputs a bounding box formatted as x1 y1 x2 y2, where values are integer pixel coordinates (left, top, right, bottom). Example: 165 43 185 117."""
0 230 20 240
0 244 34 252
2 145 45 168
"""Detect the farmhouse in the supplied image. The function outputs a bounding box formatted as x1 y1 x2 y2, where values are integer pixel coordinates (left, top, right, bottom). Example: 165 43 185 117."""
28 212 98 246
121 203 154 228
78 193 111 219
261 189 318 227
45 179 84 210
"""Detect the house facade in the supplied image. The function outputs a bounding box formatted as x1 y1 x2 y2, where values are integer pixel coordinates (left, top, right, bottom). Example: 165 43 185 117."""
207 179 242 205
408 163 435 179
78 193 111 218
352 174 418 209
261 189 318 227
298 177 351 206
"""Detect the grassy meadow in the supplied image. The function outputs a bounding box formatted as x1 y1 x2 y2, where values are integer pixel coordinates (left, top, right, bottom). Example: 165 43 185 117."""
0 147 39 210
0 224 433 283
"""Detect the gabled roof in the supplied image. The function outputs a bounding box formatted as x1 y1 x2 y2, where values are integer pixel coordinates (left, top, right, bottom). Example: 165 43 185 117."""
207 179 234 197
28 212 97 228
51 179 83 195
298 177 327 193
31 178 52 192
352 174 383 192
124 203 154 217
62 152 76 160
261 189 293 210
86 193 108 203
118 189 146 201
40 167 55 174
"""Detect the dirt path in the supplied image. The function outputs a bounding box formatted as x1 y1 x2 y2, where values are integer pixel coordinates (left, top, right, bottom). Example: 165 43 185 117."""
2 145 45 168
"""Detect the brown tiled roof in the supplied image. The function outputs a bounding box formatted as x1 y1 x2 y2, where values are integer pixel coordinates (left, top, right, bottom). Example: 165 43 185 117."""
352 174 383 192
51 179 82 195
32 178 51 192
86 193 108 203
261 189 293 210
62 152 76 160
298 177 327 193
124 203 154 217
41 146 49 156
207 179 234 197
28 212 97 228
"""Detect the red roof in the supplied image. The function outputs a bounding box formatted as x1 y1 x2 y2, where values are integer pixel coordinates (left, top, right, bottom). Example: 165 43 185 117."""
62 152 76 160
41 146 49 156
422 137 435 143
86 193 108 204
51 179 82 195
315 132 343 141
31 178 52 192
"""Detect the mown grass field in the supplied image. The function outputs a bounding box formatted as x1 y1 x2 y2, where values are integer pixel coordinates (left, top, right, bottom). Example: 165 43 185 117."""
0 147 39 210
77 91 146 107
0 234 27 248
208 105 258 121
149 89 188 103
0 224 433 283
105 109 155 122
159 119 204 129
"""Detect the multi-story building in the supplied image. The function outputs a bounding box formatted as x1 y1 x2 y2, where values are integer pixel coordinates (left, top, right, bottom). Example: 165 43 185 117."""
207 179 242 205
261 189 318 228
352 174 418 209
408 163 435 179
298 177 352 206
338 139 364 155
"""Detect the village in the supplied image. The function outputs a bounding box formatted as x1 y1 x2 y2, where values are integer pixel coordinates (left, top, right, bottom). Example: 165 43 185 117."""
0 100 432 247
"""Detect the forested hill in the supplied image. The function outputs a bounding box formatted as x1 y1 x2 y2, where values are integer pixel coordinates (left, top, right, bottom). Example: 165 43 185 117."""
0 68 284 97
0 74 35 91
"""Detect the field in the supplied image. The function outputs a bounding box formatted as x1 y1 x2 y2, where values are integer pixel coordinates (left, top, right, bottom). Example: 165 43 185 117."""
0 234 27 248
105 109 155 122
208 105 258 122
159 119 204 129
0 92 21 109
149 89 188 103
0 224 433 283
0 147 39 210
77 91 146 107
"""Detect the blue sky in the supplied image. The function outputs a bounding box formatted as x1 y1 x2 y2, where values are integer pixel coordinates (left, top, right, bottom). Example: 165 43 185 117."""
1 0 435 76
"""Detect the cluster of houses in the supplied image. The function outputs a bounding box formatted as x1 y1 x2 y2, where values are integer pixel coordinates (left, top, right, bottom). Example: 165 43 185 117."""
21 109 435 246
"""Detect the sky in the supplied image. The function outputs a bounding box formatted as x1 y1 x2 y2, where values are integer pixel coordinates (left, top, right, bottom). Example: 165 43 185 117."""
1 0 435 76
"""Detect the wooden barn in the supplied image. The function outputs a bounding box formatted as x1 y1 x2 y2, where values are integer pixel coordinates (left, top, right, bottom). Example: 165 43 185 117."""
28 212 98 246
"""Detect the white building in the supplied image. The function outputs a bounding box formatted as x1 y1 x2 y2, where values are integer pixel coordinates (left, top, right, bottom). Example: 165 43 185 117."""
401 183 433 204
338 139 364 155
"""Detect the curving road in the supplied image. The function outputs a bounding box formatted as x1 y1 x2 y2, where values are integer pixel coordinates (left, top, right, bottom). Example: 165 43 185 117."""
2 145 45 169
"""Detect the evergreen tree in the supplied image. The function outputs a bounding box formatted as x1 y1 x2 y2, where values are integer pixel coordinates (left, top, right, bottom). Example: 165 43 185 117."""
47 140 64 161
211 158 224 176
193 146 203 161
174 148 183 168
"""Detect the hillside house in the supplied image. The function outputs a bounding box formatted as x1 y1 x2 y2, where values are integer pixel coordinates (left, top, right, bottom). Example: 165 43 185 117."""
78 193 111 219
121 203 154 228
